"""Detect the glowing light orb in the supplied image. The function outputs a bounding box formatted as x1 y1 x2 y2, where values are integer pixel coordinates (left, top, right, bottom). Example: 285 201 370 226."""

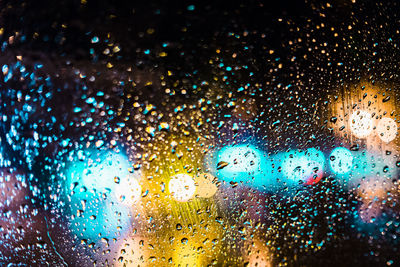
194 173 218 198
329 147 353 174
215 144 268 188
376 117 397 143
169 174 196 202
66 149 132 193
65 149 133 242
349 110 373 138
217 144 261 173
115 173 142 206
282 148 325 185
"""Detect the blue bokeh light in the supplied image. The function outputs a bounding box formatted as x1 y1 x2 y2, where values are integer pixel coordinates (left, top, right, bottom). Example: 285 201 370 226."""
329 147 353 175
64 148 132 242
281 148 325 185
214 144 271 189
66 149 131 193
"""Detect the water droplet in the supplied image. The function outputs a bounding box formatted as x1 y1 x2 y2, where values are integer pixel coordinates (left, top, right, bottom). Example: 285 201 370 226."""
216 161 229 170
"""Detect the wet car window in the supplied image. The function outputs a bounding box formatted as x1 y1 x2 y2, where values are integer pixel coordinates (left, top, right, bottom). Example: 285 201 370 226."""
1 0 400 266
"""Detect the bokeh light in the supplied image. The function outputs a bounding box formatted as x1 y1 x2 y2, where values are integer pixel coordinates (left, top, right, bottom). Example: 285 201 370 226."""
168 173 196 202
114 173 142 206
349 110 373 138
376 117 397 143
64 148 133 242
65 148 131 194
214 144 269 188
194 173 218 198
281 148 325 185
329 147 353 175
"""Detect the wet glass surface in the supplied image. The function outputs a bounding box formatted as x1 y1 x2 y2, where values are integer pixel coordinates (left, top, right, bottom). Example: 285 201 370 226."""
1 0 400 266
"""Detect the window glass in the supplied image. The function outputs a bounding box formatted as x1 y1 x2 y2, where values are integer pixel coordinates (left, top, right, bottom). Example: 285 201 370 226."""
1 1 400 266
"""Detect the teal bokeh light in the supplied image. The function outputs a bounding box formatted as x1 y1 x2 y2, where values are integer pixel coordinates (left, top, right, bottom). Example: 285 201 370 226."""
66 149 131 192
329 147 353 175
64 148 132 242
281 148 325 185
214 144 272 189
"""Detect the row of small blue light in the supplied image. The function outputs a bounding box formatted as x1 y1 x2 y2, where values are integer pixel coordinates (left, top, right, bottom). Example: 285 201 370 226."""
209 144 396 191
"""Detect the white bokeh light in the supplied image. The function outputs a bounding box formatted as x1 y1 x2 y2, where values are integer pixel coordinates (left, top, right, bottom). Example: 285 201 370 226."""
168 174 196 202
115 173 142 206
349 110 373 138
376 117 397 143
